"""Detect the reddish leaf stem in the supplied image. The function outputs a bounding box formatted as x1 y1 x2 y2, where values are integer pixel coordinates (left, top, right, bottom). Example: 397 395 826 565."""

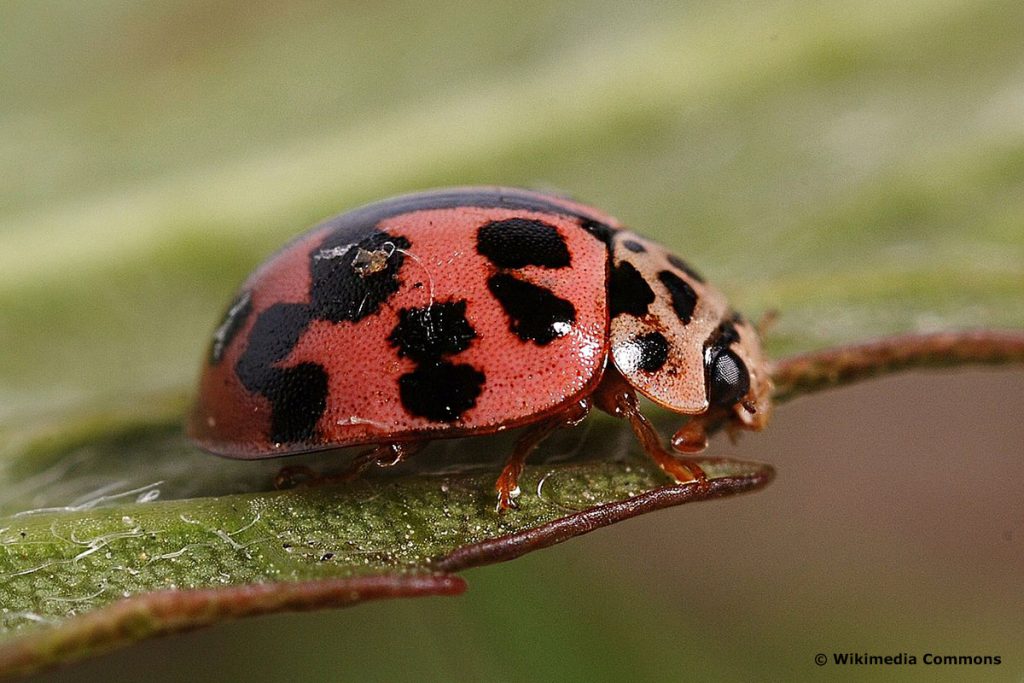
435 465 774 572
0 574 465 679
770 329 1024 403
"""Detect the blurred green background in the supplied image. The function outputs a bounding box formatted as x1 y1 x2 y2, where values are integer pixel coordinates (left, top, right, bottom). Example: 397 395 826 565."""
2 1 1022 680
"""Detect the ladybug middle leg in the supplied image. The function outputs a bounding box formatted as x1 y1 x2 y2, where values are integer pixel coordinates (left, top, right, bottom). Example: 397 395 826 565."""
594 370 709 489
494 399 590 512
275 441 425 489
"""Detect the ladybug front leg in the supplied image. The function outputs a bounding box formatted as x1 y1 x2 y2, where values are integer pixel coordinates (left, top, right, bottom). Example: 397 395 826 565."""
494 400 590 512
593 371 708 489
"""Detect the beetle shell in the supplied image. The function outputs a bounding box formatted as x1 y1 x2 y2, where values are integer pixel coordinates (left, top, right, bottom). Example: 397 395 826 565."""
188 187 770 459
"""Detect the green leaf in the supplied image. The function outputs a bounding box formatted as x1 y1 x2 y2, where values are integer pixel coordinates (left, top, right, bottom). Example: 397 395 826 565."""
0 406 772 675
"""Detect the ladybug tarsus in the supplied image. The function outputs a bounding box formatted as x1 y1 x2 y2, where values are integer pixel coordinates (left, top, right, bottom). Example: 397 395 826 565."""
671 419 710 454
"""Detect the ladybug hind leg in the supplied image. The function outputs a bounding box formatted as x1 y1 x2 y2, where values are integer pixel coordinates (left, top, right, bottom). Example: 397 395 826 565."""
594 371 709 489
339 440 426 478
274 441 425 489
494 400 590 512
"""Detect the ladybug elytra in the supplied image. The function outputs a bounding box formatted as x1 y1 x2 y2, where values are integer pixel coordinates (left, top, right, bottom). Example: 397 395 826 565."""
188 187 771 510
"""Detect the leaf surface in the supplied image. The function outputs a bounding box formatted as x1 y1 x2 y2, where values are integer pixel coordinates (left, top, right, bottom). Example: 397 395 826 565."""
0 411 772 676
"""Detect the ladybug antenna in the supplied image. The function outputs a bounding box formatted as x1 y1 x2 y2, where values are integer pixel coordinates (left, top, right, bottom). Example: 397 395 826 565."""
756 309 779 337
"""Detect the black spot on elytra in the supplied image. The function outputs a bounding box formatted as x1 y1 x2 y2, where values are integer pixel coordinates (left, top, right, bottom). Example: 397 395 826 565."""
608 261 655 318
209 290 252 364
310 230 411 323
265 363 329 442
389 299 486 422
487 273 576 345
476 218 571 269
667 253 705 283
578 218 617 246
622 239 647 253
658 270 698 325
234 303 327 442
235 303 315 390
398 361 485 422
388 300 477 363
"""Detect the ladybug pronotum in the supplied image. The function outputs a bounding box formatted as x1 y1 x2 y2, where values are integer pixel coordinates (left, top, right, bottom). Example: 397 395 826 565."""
188 187 772 510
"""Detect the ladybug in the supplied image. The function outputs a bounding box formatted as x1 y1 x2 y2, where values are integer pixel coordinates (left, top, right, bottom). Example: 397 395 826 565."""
188 187 772 510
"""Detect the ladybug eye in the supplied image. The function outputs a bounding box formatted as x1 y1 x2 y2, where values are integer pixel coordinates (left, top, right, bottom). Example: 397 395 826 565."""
707 348 750 408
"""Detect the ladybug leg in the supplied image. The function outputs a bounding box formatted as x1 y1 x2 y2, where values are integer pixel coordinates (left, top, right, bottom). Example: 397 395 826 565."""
594 372 708 488
339 441 425 480
494 400 590 513
274 441 424 489
274 464 319 489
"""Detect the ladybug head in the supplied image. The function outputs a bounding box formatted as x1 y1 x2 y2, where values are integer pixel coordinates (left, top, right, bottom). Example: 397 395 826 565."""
703 315 772 432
